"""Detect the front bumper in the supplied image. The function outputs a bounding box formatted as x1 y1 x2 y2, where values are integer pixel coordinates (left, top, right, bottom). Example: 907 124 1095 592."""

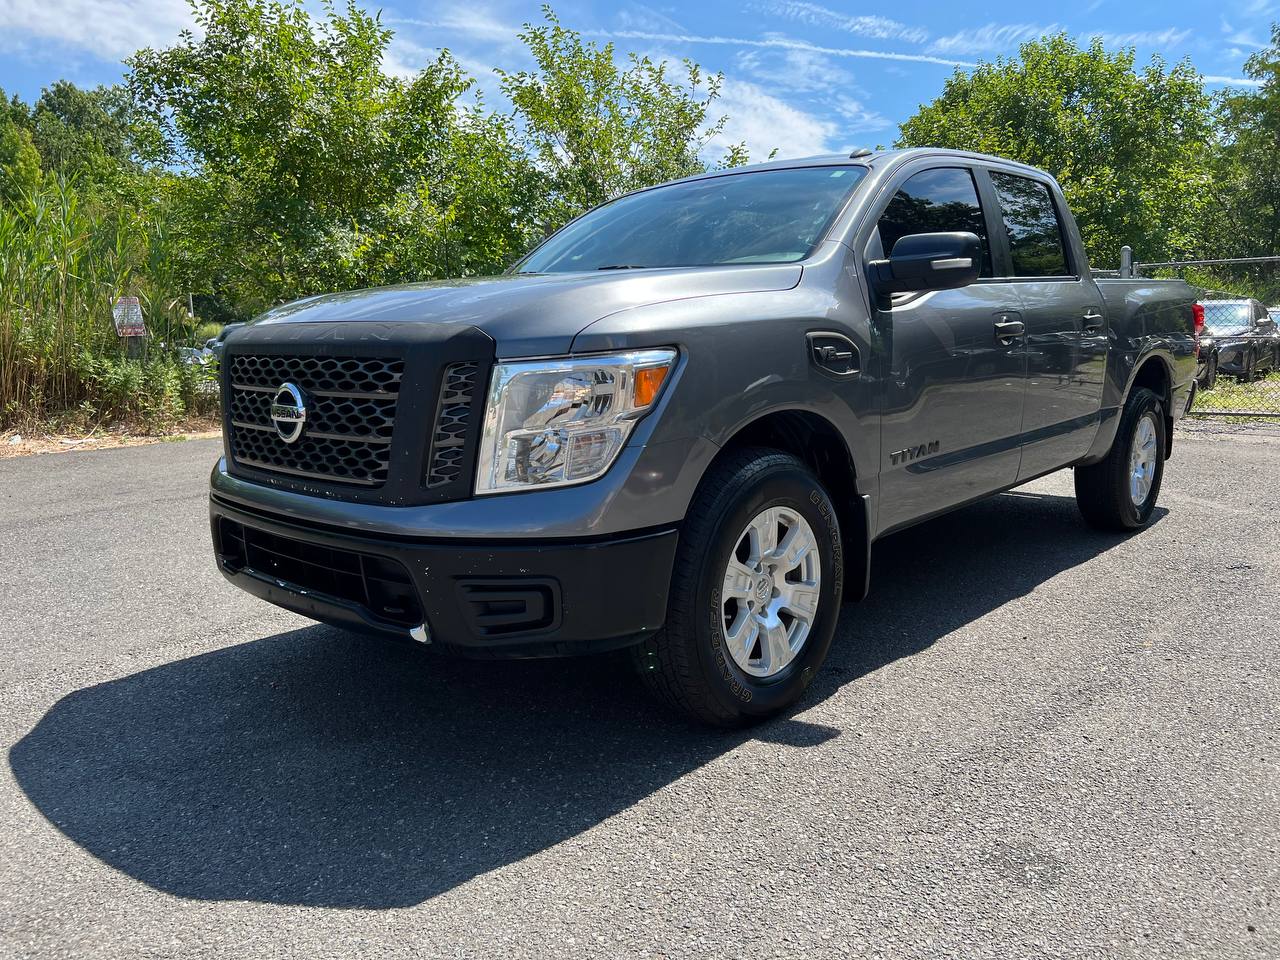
210 494 678 658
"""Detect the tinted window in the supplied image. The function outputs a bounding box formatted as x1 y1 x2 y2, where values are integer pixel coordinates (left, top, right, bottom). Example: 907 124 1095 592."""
517 166 867 273
990 172 1070 277
877 167 991 276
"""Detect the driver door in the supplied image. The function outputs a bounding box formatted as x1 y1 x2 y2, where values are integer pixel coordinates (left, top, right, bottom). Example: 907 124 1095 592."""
867 165 1027 533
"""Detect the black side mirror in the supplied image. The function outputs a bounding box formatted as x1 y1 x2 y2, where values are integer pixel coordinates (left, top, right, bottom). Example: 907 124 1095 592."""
871 231 982 294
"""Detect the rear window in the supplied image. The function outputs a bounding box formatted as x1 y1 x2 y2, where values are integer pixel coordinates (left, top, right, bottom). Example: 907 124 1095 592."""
990 172 1071 277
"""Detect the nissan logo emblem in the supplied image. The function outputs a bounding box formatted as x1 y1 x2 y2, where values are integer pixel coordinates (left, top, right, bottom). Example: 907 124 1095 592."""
270 382 307 443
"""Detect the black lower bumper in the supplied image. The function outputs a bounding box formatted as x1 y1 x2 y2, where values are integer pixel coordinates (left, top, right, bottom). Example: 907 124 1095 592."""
210 495 678 658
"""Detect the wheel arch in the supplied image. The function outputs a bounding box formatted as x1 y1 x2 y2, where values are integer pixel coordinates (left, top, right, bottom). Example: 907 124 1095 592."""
1127 352 1175 459
708 407 872 601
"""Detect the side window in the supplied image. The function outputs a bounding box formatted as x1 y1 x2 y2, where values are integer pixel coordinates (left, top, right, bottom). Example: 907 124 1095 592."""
877 167 992 277
990 172 1071 277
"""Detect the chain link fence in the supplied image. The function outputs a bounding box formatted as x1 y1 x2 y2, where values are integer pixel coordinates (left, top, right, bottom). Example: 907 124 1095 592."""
1120 253 1280 419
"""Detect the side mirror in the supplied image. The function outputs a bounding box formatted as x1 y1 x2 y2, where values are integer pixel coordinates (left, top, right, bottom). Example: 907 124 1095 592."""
871 231 982 294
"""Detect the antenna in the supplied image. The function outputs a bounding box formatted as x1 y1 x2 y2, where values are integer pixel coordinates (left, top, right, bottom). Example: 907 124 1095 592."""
848 148 873 159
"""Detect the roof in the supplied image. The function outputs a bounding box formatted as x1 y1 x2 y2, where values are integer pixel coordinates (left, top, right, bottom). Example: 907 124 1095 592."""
699 147 1054 179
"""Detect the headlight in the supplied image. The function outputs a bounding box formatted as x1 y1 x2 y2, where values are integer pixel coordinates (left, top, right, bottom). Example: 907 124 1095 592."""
475 349 677 495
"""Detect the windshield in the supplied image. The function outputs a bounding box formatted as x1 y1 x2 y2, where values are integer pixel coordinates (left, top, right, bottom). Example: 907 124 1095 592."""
1202 302 1252 334
517 166 868 274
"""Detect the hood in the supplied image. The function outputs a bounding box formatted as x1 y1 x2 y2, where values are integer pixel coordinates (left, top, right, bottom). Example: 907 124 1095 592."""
252 264 803 357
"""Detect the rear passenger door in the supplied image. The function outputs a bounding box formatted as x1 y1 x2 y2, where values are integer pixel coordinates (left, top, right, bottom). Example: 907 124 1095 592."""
868 164 1027 533
983 169 1106 479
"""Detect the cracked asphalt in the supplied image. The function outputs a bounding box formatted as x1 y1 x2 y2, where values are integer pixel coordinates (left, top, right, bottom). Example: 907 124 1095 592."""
1 421 1277 959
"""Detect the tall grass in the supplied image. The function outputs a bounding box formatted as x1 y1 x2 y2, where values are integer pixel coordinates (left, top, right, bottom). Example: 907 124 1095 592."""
0 180 217 431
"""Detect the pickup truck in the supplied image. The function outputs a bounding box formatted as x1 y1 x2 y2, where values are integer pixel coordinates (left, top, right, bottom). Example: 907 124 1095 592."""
209 148 1198 726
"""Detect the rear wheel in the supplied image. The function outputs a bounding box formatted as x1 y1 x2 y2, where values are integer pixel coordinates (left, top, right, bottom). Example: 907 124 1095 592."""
1075 387 1166 531
632 448 844 727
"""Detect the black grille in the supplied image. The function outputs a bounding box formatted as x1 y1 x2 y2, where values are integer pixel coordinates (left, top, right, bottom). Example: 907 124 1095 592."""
217 517 422 628
226 355 403 487
426 361 480 488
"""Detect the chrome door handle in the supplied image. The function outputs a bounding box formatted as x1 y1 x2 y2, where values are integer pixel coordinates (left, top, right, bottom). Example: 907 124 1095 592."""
1082 310 1104 332
994 319 1025 342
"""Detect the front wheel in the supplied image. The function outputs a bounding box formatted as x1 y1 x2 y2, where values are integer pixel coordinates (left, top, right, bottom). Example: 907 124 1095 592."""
1240 348 1255 382
1074 387 1166 531
1202 353 1217 392
632 448 844 727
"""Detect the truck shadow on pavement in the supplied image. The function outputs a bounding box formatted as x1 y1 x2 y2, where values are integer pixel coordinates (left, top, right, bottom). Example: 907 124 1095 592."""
10 489 1159 908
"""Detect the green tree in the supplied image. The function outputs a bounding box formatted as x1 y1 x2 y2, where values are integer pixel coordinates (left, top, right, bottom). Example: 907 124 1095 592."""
0 117 41 204
129 0 411 309
499 6 745 233
128 0 543 313
1208 23 1280 298
29 82 159 180
897 35 1214 266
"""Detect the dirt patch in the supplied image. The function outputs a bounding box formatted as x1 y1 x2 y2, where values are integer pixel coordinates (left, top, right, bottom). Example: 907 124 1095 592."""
1 418 222 459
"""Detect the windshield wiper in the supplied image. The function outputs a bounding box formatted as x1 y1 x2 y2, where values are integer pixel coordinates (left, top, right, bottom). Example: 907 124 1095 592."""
596 264 649 270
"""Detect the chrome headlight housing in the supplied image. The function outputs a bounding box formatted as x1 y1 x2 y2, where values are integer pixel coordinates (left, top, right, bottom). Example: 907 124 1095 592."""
475 349 677 495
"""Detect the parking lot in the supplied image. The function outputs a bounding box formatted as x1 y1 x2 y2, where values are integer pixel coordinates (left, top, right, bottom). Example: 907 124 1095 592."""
1 423 1277 959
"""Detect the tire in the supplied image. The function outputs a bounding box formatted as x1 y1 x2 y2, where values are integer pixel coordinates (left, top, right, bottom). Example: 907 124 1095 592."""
631 448 844 727
1202 353 1217 392
1074 387 1166 531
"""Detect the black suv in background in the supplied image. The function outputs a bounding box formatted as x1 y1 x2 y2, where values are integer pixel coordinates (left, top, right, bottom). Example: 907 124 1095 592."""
1201 299 1279 382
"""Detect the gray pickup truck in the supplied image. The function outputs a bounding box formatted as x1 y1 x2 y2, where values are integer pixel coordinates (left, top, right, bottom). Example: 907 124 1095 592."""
209 148 1198 725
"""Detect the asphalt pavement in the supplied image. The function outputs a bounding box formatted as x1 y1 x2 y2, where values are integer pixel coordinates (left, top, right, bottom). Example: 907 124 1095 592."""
1 421 1277 959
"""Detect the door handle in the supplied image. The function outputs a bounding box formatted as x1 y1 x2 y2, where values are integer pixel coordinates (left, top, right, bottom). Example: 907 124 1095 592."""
1082 310 1104 332
993 318 1025 343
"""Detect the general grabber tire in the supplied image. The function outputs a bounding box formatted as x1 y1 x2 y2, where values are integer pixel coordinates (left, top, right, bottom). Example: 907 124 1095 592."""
631 448 844 727
1074 387 1166 532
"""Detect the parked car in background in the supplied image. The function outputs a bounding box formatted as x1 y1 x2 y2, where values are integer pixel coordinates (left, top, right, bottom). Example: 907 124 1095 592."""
204 322 246 361
1202 300 1278 381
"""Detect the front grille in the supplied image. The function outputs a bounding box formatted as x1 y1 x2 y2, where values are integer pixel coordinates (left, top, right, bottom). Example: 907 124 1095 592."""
226 355 403 487
426 361 480 488
217 517 422 628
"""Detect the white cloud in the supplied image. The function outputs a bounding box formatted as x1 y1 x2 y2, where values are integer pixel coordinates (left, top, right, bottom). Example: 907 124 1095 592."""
712 78 838 159
833 96 889 132
928 22 1195 57
1203 74 1263 85
927 23 1057 56
732 45 889 133
0 0 193 59
1092 28 1192 48
595 29 975 67
1220 16 1268 48
735 44 855 94
613 3 687 35
387 7 519 46
756 1 928 44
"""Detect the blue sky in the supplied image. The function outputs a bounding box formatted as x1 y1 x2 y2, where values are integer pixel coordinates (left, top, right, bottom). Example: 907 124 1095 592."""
0 0 1274 160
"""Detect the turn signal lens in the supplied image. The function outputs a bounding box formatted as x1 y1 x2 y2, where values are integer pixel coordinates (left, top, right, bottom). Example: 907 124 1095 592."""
634 364 670 408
